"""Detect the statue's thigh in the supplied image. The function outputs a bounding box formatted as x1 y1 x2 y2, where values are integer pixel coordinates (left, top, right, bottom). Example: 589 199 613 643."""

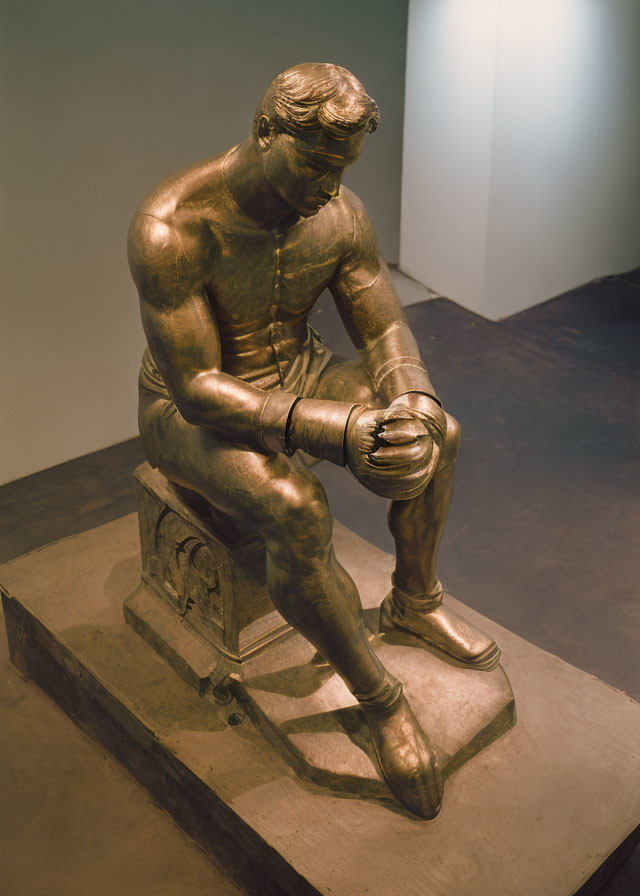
312 357 383 408
139 392 331 545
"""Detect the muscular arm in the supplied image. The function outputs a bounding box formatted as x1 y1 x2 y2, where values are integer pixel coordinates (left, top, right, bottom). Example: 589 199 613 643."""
328 192 440 407
128 213 298 450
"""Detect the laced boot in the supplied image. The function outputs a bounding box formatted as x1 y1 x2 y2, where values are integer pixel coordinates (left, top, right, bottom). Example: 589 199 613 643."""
380 577 501 671
358 676 443 819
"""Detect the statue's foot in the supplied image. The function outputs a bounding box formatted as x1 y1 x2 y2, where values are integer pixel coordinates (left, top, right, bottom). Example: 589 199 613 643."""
379 582 501 671
360 686 443 819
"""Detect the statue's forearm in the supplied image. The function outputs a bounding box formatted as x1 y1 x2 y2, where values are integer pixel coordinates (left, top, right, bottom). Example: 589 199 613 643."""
359 320 440 407
175 370 297 451
176 369 360 463
331 245 439 407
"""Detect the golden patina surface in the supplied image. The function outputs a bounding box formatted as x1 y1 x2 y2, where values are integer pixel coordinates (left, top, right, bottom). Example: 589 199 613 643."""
127 63 505 818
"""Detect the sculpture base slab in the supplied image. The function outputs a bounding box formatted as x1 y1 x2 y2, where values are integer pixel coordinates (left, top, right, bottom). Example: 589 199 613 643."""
235 626 515 799
2 514 640 896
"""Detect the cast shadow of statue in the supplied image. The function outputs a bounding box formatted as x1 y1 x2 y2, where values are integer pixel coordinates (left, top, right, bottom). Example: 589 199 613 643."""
233 604 515 815
61 557 228 735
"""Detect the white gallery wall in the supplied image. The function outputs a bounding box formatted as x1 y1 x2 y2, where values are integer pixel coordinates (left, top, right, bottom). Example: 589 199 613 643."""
400 0 640 319
1 0 408 485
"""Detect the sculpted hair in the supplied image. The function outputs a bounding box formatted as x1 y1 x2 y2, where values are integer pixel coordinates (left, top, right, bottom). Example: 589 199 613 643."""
256 63 380 139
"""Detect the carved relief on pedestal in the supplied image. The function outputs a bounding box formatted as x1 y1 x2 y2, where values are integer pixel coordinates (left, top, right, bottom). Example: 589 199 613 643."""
128 462 292 673
151 507 225 627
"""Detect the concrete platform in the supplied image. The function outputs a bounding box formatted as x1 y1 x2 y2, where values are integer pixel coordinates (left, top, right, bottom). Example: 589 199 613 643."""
2 514 639 895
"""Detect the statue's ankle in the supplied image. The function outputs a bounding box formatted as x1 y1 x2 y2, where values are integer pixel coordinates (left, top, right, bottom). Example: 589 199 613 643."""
391 575 443 613
355 675 403 718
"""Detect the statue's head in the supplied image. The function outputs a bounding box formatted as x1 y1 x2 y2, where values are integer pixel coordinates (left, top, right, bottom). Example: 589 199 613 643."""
253 63 379 217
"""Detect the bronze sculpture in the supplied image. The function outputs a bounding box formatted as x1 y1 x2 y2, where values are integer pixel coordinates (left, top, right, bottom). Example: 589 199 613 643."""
128 63 500 819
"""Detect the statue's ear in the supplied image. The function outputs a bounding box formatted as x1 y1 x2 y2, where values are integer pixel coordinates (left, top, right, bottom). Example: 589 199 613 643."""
257 115 272 151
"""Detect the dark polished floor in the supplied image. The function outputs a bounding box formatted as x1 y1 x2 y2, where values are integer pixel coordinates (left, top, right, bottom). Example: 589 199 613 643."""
1 270 639 894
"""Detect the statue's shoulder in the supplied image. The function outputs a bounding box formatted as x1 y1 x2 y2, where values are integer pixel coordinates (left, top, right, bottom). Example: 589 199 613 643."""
338 185 367 214
333 186 373 232
130 152 227 240
330 186 375 256
128 153 225 286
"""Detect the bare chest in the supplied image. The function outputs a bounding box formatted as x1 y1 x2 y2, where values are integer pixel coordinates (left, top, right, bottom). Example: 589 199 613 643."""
205 214 345 328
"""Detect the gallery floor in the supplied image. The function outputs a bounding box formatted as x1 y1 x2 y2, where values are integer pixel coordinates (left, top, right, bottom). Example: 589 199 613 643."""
1 269 638 895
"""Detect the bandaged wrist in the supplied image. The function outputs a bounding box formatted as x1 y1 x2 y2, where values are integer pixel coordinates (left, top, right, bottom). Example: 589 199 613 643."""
258 390 300 454
360 321 438 403
287 399 363 466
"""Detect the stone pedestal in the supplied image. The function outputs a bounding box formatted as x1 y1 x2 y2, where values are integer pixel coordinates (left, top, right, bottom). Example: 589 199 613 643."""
2 514 639 896
126 463 292 693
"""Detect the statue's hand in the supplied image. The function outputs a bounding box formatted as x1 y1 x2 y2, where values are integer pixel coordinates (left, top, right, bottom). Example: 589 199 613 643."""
382 393 447 491
387 393 446 449
345 403 437 500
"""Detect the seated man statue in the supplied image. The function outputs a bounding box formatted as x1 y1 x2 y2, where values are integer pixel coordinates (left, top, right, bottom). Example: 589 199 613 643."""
128 62 500 819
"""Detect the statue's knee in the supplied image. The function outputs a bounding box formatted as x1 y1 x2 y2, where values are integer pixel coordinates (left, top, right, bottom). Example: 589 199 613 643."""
265 475 332 560
318 360 379 407
351 372 376 407
440 413 461 468
285 477 330 533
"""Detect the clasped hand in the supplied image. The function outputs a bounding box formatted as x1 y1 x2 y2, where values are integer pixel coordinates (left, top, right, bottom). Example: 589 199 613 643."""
346 393 446 500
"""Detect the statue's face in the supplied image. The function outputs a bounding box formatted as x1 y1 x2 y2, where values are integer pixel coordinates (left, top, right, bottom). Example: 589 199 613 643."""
262 129 366 217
